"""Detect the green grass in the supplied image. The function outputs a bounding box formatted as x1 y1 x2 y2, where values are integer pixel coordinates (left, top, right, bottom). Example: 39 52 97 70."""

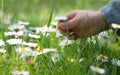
1 0 120 75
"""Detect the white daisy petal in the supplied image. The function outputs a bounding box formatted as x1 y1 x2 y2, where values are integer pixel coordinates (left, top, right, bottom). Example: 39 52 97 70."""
51 21 57 26
55 16 67 21
59 39 74 46
7 38 22 45
17 20 30 26
0 39 4 46
8 24 25 32
111 58 120 66
12 70 29 75
112 23 120 29
22 42 38 48
0 49 6 53
4 31 16 36
90 65 105 74
42 48 57 54
51 53 60 64
28 33 40 39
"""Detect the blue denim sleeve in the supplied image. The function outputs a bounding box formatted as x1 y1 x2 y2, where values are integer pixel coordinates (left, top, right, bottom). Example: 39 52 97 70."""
101 0 120 25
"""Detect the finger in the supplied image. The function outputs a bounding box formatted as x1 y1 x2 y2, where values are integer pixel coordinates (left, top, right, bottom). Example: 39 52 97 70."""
64 11 76 20
58 29 68 36
57 11 77 30
58 16 77 30
68 35 76 40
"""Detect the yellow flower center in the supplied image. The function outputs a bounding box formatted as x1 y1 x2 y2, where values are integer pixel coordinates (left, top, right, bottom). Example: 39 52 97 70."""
29 52 32 55
98 54 104 59
41 28 44 30
114 24 120 26
37 47 43 52
18 35 23 38
14 28 19 32
54 57 59 61
21 48 25 51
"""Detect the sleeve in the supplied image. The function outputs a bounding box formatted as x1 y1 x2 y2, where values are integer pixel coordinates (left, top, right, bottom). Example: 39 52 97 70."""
101 0 120 25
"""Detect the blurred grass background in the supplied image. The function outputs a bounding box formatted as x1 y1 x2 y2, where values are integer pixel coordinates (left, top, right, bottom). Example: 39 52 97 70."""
0 0 110 25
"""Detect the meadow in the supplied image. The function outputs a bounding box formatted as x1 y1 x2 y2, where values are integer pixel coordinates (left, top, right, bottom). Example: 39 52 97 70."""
1 0 120 75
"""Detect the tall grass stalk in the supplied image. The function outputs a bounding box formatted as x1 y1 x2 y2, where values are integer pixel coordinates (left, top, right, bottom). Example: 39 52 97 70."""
1 0 4 16
1 0 4 25
1 0 7 33
47 0 54 28
81 0 85 9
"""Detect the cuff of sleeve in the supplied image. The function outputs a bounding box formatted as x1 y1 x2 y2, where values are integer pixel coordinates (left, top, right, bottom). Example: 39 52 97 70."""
101 0 120 25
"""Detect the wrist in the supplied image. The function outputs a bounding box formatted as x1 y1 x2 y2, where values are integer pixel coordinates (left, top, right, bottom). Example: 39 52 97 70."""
96 11 110 31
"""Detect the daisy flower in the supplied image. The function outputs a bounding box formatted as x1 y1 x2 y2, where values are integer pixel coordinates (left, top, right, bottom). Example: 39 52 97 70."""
0 49 6 53
4 31 16 37
55 16 67 22
97 54 108 62
12 70 29 75
28 27 40 33
16 47 31 54
28 33 40 39
21 50 40 57
22 41 38 48
90 65 105 75
0 39 4 46
56 30 63 37
111 58 120 66
4 31 24 37
111 23 120 29
51 21 57 26
8 24 25 32
6 38 22 45
28 27 51 36
16 47 40 57
51 53 60 64
39 25 56 33
59 38 74 46
30 51 41 57
41 48 57 54
98 31 109 40
71 58 76 62
17 20 30 26
39 26 49 33
15 31 24 37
